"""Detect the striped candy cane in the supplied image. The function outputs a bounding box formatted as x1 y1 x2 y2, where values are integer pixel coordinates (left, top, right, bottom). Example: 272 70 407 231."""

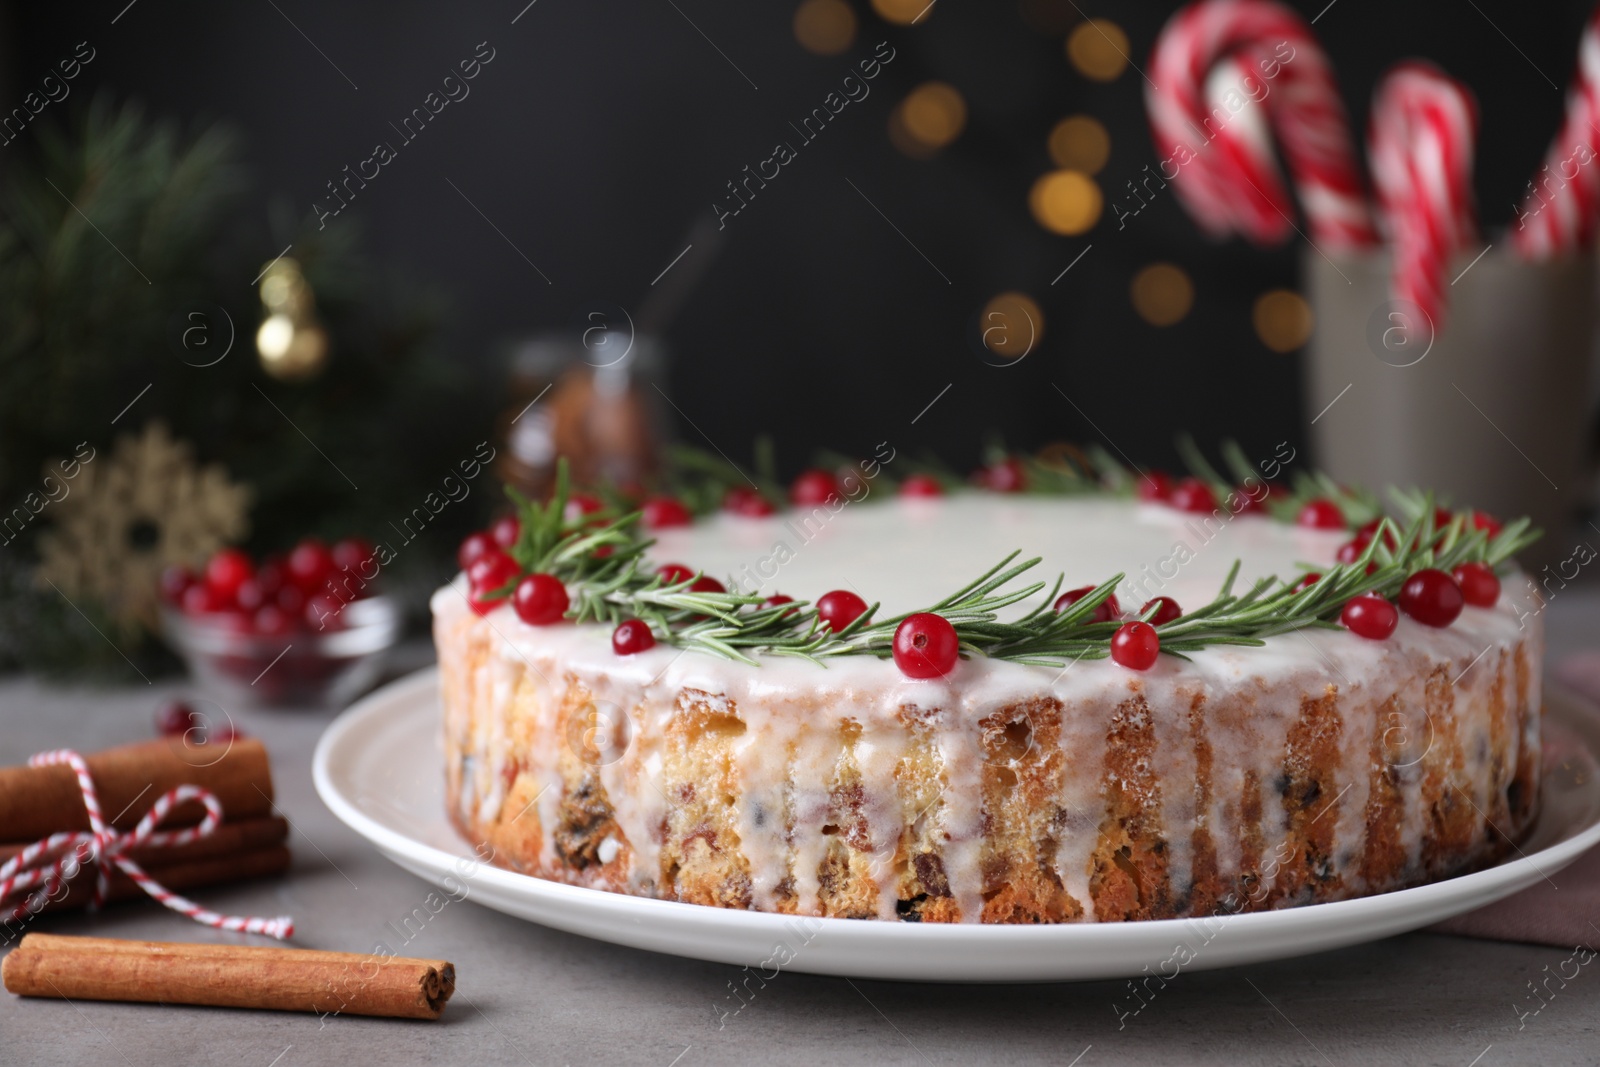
1511 8 1600 259
1147 0 1378 251
1369 63 1479 337
0 750 293 939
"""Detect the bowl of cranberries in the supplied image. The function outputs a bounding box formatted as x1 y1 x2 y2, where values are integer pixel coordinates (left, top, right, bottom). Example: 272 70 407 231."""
158 538 401 709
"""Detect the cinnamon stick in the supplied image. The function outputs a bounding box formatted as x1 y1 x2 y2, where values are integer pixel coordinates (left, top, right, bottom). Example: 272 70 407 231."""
0 738 274 840
0 816 289 867
2 934 454 1020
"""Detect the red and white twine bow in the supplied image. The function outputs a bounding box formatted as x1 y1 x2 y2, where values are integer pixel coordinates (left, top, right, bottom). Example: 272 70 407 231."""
0 750 293 939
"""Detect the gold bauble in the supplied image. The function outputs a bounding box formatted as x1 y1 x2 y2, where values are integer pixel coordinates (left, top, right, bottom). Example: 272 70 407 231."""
256 256 328 380
257 316 329 381
259 258 313 316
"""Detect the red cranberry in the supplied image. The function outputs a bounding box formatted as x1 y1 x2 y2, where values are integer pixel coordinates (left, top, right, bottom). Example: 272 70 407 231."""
1141 597 1182 626
458 531 495 571
658 563 696 586
287 539 335 591
817 590 869 632
332 537 375 573
159 566 197 605
1170 478 1217 514
642 496 693 528
1291 572 1322 593
1136 471 1174 503
233 577 268 612
563 494 604 524
1054 586 1120 623
894 473 939 498
1452 562 1501 607
255 557 286 595
513 573 569 625
275 584 307 615
738 496 777 517
1111 621 1160 670
1297 499 1345 530
612 619 656 655
893 613 960 678
490 515 521 548
466 549 519 614
763 594 796 616
978 458 1027 493
690 575 726 595
1353 518 1392 552
1397 569 1464 628
181 583 226 614
1341 594 1398 640
153 699 199 737
723 486 775 517
1472 511 1502 538
468 548 519 591
1335 537 1369 565
304 593 347 632
790 469 840 506
252 604 296 637
204 548 253 601
1431 506 1454 531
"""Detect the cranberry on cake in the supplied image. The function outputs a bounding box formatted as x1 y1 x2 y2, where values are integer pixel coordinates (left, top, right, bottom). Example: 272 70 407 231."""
434 459 1540 923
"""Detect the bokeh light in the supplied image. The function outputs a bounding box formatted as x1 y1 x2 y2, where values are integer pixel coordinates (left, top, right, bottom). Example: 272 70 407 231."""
1253 289 1315 352
872 0 932 25
979 291 1045 361
1067 19 1130 82
887 108 933 159
1130 263 1194 326
900 82 967 150
1047 115 1110 175
793 0 857 55
1028 170 1102 235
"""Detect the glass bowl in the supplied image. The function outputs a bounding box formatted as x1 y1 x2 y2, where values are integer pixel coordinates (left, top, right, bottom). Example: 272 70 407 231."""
160 595 402 709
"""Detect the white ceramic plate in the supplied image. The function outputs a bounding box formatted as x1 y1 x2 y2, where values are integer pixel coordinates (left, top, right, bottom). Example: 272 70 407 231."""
314 669 1600 982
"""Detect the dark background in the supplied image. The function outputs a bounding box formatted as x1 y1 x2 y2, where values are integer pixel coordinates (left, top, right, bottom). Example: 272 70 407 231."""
4 0 1591 475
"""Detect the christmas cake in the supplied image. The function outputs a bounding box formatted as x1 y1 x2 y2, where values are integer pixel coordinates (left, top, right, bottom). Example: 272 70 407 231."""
434 459 1541 923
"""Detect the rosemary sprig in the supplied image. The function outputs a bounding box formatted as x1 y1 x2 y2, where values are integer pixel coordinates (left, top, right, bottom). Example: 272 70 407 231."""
499 458 1541 670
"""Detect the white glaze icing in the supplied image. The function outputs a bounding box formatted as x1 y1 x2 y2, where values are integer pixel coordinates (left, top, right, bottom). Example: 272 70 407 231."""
435 494 1544 921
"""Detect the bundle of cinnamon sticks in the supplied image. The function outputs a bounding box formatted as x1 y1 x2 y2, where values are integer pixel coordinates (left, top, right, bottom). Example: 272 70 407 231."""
0 736 289 922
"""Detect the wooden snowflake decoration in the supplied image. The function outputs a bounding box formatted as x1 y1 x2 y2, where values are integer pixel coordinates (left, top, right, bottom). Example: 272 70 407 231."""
36 421 251 631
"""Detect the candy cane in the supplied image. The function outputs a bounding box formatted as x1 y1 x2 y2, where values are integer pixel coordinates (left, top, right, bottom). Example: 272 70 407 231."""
1368 63 1479 337
1148 0 1378 251
1511 9 1600 259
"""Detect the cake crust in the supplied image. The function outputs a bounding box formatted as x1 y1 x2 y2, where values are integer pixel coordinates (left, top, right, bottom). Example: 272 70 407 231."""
435 579 1541 924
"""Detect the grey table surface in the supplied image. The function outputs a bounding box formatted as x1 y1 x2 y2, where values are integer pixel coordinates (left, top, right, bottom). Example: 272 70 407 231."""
3 592 1600 1067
